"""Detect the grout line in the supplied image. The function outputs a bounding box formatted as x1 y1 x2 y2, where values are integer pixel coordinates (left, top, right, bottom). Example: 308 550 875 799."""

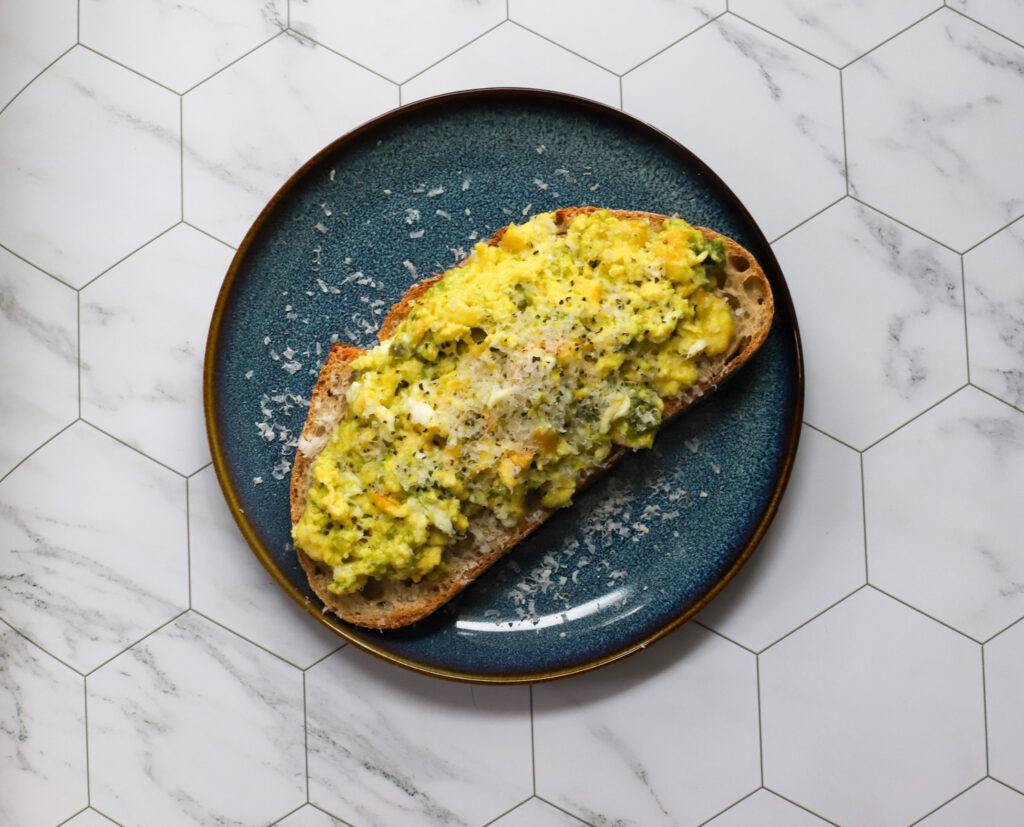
621 12 727 79
860 452 870 583
983 613 1024 646
0 419 79 486
180 96 185 221
506 0 509 20
180 220 237 251
727 11 843 70
77 0 80 41
908 777 985 825
0 243 71 289
77 291 83 419
91 805 127 827
961 254 971 384
303 642 347 673
77 222 180 292
187 460 215 480
837 5 948 70
619 76 624 110
533 795 595 826
83 609 189 677
289 29 405 86
308 802 357 826
758 583 868 654
838 69 850 195
866 584 983 644
83 675 92 807
763 788 842 826
846 195 963 255
271 803 305 825
946 5 1024 51
181 30 286 96
961 213 1024 256
755 656 765 786
399 19 509 87
189 608 309 671
968 382 1024 416
77 43 179 95
802 420 863 454
768 194 846 245
481 798 530 826
55 807 88 827
859 383 969 453
989 775 1024 797
185 477 193 609
0 616 86 677
0 44 77 118
696 788 759 826
506 19 624 77
981 644 991 775
693 620 758 655
79 419 188 479
529 684 537 795
303 670 311 803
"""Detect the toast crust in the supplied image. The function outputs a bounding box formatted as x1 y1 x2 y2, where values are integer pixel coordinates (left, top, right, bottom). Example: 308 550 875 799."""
289 207 774 628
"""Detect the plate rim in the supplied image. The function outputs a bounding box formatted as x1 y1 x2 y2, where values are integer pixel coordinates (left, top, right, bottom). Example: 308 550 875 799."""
203 87 804 684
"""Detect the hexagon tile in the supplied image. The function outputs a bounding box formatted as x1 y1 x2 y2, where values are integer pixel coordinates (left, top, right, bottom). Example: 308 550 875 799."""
0 423 188 673
844 9 1024 252
864 386 1024 641
0 46 180 288
87 611 306 825
760 588 985 826
80 224 233 475
306 645 532 825
7 3 1024 825
533 624 760 826
183 33 398 246
774 197 965 449
623 14 845 240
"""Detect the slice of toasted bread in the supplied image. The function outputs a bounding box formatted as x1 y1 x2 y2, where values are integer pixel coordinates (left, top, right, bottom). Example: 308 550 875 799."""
289 207 774 628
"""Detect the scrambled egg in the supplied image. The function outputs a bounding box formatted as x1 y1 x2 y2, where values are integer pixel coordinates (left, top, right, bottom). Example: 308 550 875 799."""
292 210 733 594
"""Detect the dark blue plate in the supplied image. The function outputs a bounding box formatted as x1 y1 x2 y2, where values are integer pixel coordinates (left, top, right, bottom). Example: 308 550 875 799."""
204 89 803 683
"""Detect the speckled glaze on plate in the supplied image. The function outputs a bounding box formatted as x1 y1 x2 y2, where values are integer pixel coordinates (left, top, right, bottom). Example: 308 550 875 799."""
204 89 803 684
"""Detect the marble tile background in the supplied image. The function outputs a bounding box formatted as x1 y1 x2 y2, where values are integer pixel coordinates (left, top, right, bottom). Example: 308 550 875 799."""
1 2 1023 826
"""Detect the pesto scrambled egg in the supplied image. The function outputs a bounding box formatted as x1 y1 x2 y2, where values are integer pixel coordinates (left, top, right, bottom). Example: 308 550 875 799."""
292 210 733 594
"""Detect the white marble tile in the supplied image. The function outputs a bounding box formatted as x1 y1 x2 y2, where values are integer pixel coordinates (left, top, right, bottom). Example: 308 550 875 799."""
918 778 1024 826
188 465 340 667
275 804 349 827
760 588 985 826
60 810 119 827
182 34 397 247
698 426 864 652
79 225 231 475
401 23 620 108
730 0 940 66
0 423 188 673
0 46 180 288
80 0 287 93
0 248 77 479
533 624 760 826
951 0 1024 47
864 387 1024 641
623 15 844 240
774 197 966 449
0 625 86 827
985 618 1024 790
964 215 1024 410
705 789 830 826
490 797 585 827
0 0 76 109
306 645 532 827
292 0 506 84
88 611 306 826
509 0 724 74
844 9 1024 252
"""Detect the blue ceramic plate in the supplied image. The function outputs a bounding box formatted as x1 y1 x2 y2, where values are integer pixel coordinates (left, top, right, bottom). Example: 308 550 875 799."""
205 89 803 683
